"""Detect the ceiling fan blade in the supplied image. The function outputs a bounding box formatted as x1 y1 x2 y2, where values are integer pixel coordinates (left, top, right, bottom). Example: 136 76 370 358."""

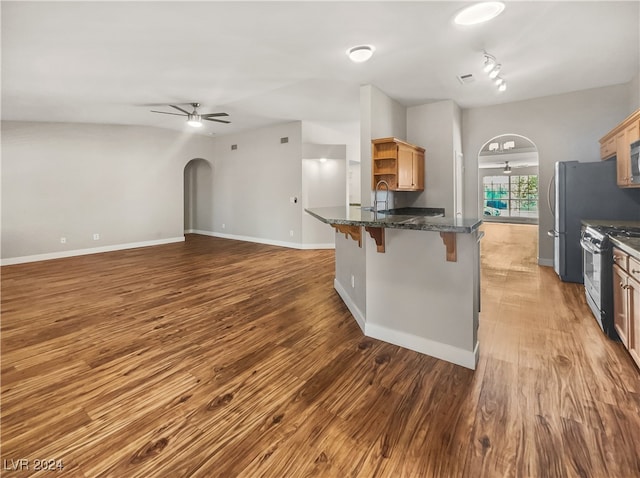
169 104 191 115
201 113 229 118
151 110 186 116
204 117 231 124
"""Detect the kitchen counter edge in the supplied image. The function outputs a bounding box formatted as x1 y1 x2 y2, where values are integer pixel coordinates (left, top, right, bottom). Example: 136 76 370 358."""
610 236 640 261
305 207 482 234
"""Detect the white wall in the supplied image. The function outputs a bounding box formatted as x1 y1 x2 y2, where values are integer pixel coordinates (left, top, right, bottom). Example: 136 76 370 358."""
629 73 640 112
348 162 361 205
360 84 407 209
334 84 409 319
301 150 347 246
1 121 215 261
406 100 462 214
210 121 303 244
301 121 359 164
462 83 631 265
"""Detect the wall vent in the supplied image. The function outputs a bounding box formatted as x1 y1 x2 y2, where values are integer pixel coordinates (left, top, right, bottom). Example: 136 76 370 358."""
231 144 238 150
457 73 475 85
280 137 289 144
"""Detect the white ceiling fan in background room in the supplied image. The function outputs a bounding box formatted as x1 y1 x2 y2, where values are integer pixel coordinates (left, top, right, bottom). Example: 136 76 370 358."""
150 103 230 128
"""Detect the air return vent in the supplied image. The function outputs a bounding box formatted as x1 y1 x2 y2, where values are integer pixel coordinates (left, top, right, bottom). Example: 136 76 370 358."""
280 137 289 144
231 144 238 150
457 73 475 85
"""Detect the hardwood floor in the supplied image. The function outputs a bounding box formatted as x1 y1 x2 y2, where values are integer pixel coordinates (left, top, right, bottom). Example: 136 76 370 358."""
2 226 639 477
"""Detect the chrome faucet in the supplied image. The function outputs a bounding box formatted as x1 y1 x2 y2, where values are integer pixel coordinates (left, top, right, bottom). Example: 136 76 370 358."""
374 180 390 212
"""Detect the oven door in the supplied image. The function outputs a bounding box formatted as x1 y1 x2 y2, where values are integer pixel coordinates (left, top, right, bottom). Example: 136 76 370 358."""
580 237 603 325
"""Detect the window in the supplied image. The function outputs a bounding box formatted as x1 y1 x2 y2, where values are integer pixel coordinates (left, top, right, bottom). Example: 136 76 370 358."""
483 175 538 218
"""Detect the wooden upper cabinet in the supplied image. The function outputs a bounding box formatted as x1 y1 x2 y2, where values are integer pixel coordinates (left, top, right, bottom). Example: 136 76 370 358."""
616 130 629 187
600 108 640 188
372 138 425 192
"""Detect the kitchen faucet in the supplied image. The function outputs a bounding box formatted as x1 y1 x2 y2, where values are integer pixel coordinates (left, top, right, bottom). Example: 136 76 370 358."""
374 180 390 212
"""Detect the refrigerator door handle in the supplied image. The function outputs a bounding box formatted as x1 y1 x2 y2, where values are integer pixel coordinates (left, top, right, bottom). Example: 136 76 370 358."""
547 174 556 217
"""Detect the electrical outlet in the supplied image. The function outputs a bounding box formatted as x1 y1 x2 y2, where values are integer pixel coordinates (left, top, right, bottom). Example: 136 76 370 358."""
60 237 67 244
289 230 294 237
222 223 226 229
351 275 355 288
93 233 100 241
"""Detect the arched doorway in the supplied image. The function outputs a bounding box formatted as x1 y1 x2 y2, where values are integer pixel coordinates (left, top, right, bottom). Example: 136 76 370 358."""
478 134 539 224
477 134 540 266
183 158 213 233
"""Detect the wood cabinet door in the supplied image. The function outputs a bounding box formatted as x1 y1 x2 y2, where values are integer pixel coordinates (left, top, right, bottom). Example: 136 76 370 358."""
628 276 640 369
626 120 640 144
413 150 425 190
613 264 629 347
397 145 414 189
615 130 629 185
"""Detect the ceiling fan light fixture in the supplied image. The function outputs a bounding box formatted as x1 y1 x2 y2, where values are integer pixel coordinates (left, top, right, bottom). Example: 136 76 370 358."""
187 114 202 127
455 2 505 25
347 45 375 63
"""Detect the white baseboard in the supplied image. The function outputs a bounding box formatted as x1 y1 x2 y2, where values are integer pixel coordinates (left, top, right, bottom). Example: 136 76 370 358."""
1 237 185 266
365 322 479 370
333 278 366 333
335 276 477 369
538 257 554 267
186 230 334 250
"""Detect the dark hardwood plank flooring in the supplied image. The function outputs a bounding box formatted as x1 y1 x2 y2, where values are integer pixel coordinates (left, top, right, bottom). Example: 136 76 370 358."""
2 226 640 477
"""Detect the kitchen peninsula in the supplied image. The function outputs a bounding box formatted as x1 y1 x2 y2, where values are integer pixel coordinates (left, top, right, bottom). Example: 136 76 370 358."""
305 206 483 369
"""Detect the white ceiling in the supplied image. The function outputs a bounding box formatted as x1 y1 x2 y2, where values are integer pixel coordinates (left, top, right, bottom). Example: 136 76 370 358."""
2 1 639 136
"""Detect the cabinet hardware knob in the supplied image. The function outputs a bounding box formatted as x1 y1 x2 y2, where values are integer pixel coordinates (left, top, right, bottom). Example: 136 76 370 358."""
620 282 625 288
632 269 640 274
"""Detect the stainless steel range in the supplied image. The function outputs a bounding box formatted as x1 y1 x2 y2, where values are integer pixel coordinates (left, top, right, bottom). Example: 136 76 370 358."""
581 224 640 339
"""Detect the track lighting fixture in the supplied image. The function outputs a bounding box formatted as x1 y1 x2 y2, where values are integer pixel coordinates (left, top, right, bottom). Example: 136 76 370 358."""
483 53 497 73
482 52 507 93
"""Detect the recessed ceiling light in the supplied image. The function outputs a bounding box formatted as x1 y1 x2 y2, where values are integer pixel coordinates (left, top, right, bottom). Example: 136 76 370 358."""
347 45 375 63
454 2 505 26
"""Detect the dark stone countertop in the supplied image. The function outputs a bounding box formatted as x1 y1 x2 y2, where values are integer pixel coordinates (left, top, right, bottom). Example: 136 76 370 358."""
304 206 482 233
610 236 640 261
581 219 640 260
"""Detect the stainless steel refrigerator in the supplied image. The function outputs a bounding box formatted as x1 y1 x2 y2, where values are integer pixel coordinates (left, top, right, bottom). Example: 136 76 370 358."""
549 160 640 283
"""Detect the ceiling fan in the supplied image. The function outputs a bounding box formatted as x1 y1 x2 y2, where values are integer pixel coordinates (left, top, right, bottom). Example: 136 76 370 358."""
150 103 230 128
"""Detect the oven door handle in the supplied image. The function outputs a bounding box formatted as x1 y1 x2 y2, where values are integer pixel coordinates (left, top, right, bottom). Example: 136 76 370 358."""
580 238 600 255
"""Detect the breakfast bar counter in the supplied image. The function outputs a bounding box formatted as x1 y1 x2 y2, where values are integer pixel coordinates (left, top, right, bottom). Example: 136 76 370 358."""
305 206 483 370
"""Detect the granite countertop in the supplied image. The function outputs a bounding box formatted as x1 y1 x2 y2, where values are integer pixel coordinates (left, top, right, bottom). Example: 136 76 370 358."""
581 219 640 229
610 236 640 261
305 206 482 233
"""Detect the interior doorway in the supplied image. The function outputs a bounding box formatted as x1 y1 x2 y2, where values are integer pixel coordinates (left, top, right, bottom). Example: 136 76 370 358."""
184 158 213 233
478 134 539 225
